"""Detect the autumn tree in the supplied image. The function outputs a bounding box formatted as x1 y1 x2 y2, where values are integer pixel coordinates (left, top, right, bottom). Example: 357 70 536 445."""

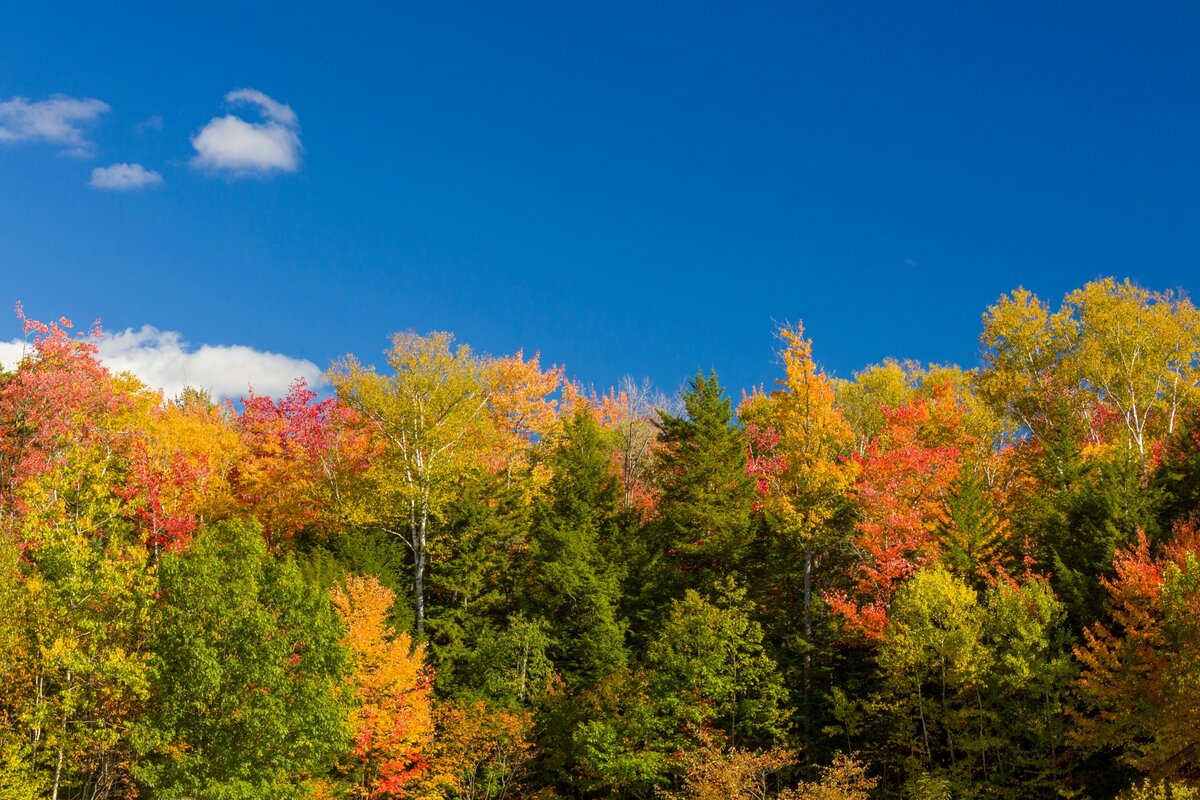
1065 278 1200 479
741 323 856 734
598 376 673 515
0 312 141 548
415 701 534 800
0 528 152 800
237 378 367 549
332 575 435 798
330 332 495 635
827 391 963 640
1072 524 1200 783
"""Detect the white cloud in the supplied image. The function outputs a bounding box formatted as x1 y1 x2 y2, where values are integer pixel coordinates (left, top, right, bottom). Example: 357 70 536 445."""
90 163 164 191
224 89 297 127
0 340 25 372
0 94 110 156
190 88 301 176
0 326 323 401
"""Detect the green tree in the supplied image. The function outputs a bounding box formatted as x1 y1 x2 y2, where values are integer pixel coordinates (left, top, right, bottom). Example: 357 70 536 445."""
875 569 1072 798
133 521 347 798
647 580 789 748
526 409 627 689
654 371 756 591
0 528 152 800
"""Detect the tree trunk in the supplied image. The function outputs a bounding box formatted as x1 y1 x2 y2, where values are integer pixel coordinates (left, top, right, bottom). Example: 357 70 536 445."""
414 512 427 635
803 539 813 746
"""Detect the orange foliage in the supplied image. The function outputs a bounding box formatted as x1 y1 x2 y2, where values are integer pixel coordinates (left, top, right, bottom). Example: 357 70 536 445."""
415 700 534 800
332 575 435 798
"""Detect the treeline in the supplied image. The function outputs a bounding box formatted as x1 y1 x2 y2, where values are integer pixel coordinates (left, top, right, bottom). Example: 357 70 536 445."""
2 277 1200 799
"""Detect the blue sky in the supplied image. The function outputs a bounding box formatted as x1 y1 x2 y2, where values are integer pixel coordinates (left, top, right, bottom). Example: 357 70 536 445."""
3 2 1200 399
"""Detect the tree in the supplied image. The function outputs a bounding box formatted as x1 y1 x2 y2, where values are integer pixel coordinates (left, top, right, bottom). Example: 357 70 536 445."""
665 733 797 800
330 332 494 635
526 409 627 689
874 569 1073 797
781 753 877 800
332 575 435 799
0 527 152 800
414 701 534 800
655 370 756 592
1072 524 1200 782
598 376 673 516
1065 278 1200 479
0 311 142 549
647 580 789 748
741 323 856 735
237 379 368 549
133 521 347 798
827 393 962 640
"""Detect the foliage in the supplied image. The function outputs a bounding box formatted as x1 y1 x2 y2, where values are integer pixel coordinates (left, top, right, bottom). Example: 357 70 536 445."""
3 279 1200 798
133 521 347 798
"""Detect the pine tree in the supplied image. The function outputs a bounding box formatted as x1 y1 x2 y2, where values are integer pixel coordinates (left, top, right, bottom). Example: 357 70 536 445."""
526 410 628 689
654 371 756 595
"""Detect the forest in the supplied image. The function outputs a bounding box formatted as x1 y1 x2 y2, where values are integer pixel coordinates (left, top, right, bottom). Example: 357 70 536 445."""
2 276 1200 800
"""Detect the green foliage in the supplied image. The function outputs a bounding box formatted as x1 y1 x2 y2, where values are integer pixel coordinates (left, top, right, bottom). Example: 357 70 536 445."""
0 527 153 799
527 409 628 689
873 569 1073 798
647 579 789 747
132 520 347 799
1117 779 1200 800
569 668 675 798
654 371 755 590
299 527 416 635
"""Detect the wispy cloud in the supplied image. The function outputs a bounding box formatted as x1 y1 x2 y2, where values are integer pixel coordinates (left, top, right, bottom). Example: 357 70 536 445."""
190 89 301 176
0 326 323 400
90 163 163 191
0 94 110 157
134 114 163 133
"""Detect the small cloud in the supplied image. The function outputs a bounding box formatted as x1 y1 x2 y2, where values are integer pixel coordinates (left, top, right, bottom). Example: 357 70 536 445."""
90 163 164 191
190 88 301 176
0 326 322 400
134 114 163 133
224 88 297 127
0 94 110 156
904 258 920 267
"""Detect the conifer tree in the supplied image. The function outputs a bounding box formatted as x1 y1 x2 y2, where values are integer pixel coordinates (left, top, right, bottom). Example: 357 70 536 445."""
654 371 756 594
526 409 628 689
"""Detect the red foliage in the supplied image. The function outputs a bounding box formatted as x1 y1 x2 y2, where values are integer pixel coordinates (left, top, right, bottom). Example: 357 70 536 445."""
236 379 368 545
829 395 963 640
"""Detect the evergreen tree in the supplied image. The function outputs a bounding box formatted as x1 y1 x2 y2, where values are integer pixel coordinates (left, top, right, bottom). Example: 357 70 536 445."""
654 371 756 596
526 409 628 689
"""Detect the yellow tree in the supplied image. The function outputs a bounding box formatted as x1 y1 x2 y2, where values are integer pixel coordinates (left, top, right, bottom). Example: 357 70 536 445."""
413 700 533 800
740 323 856 725
1065 278 1200 479
330 332 495 634
332 575 434 798
978 287 1087 453
481 350 562 480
